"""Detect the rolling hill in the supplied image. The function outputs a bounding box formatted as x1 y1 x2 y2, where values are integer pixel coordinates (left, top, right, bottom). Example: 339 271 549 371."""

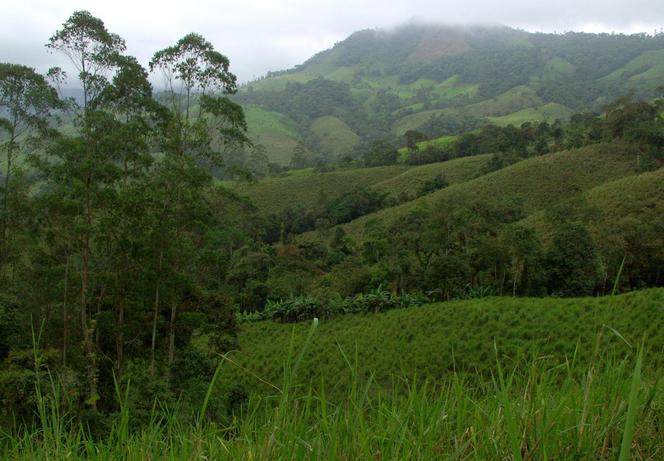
219 289 664 399
230 154 492 214
300 143 640 241
236 24 664 163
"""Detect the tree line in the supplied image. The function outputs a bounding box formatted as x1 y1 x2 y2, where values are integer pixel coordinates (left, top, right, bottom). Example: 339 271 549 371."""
0 11 253 427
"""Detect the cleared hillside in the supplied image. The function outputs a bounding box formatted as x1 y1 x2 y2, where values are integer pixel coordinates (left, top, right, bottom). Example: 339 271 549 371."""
370 154 491 197
237 25 664 160
304 143 639 240
244 106 301 165
233 154 493 214
310 115 360 156
220 289 664 398
520 167 664 284
231 165 410 213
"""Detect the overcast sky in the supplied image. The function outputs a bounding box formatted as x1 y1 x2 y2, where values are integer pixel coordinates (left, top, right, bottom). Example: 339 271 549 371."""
2 0 663 84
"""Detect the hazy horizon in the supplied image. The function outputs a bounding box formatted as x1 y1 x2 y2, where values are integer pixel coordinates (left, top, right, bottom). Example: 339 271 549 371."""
2 0 663 85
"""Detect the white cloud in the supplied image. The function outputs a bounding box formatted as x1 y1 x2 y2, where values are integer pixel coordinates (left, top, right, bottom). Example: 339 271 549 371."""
2 0 663 84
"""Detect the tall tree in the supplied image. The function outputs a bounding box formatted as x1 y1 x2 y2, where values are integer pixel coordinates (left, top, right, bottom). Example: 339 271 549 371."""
545 222 603 297
0 64 59 269
44 10 127 410
149 33 249 368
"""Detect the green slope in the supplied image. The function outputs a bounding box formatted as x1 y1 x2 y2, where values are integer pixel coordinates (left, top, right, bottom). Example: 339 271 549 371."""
370 154 491 198
601 49 664 82
220 289 664 398
488 103 574 126
244 105 301 165
306 143 639 240
310 115 360 157
464 85 542 117
237 25 664 159
232 165 410 213
522 166 664 270
392 109 451 135
232 154 493 214
396 134 458 157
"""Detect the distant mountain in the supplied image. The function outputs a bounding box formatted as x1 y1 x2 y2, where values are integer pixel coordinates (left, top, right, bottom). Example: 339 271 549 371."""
235 24 664 164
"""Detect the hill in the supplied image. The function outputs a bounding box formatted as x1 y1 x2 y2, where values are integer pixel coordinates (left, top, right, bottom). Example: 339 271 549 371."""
231 154 491 214
219 289 664 398
237 24 664 162
521 167 664 285
243 105 302 165
304 143 639 241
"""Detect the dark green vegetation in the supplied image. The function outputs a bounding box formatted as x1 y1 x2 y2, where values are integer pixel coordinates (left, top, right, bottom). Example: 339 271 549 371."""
2 291 664 459
237 24 664 165
223 290 664 396
1 9 664 459
0 10 252 431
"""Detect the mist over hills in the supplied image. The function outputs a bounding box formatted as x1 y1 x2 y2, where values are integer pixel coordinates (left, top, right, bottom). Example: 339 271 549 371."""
234 23 664 164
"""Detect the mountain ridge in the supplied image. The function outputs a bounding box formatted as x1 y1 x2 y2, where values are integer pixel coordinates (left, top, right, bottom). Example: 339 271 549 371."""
235 23 664 165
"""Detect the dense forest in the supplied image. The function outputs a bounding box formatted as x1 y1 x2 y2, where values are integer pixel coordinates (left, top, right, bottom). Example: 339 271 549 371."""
1 9 664 459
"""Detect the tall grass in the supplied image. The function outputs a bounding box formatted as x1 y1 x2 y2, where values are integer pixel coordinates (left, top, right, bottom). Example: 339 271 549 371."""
1 320 661 460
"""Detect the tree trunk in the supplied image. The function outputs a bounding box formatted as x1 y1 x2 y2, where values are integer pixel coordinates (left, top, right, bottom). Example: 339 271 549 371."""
1 130 16 268
80 156 98 410
81 237 97 410
116 295 125 384
168 300 177 368
150 250 163 376
167 183 183 370
62 253 70 368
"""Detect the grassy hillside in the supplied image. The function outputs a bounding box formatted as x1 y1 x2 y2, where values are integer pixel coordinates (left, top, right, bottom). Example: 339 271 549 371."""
6 290 663 459
392 109 450 135
488 102 574 126
237 25 664 160
601 49 664 82
521 167 664 283
244 105 301 165
311 143 639 240
220 289 664 398
464 85 543 117
232 154 492 214
370 154 491 197
310 115 360 156
231 164 410 213
397 134 458 158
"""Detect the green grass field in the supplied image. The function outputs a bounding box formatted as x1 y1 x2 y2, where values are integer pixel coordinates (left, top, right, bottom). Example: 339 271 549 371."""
397 134 459 158
488 102 574 126
312 143 639 241
3 290 662 459
231 164 410 213
310 115 360 157
601 49 664 81
243 105 302 165
371 154 491 197
221 289 664 398
392 109 451 135
232 154 492 214
464 85 543 117
522 166 664 263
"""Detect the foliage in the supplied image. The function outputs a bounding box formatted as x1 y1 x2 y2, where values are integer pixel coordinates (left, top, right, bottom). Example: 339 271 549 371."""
2 322 663 459
0 10 253 427
544 221 604 296
237 24 664 160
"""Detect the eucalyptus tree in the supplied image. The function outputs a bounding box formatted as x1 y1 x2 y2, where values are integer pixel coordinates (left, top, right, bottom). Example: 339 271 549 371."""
149 33 249 368
0 64 59 269
46 10 126 112
41 10 129 409
95 55 160 383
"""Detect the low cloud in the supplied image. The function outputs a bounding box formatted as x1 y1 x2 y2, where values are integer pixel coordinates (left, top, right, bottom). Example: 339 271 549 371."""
2 0 662 84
